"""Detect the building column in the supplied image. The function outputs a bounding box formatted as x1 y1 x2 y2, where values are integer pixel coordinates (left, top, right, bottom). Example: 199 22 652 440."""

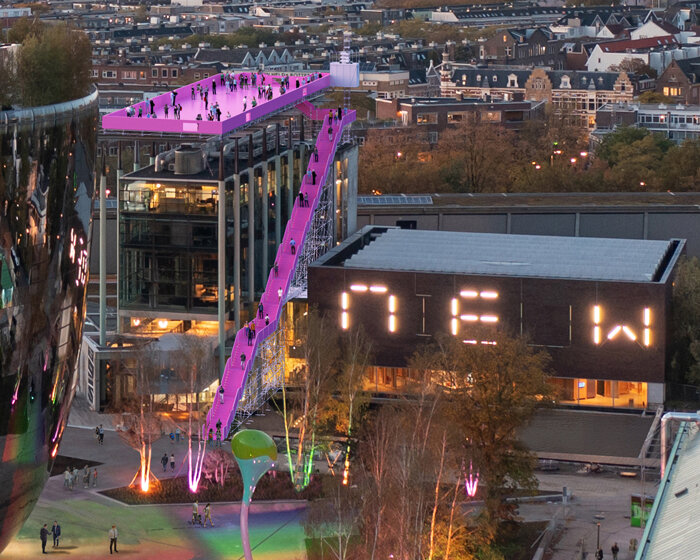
261 162 269 281
217 176 226 380
247 166 255 305
116 147 123 334
133 140 140 172
275 155 282 248
233 174 241 331
217 144 226 380
287 149 294 221
99 159 107 347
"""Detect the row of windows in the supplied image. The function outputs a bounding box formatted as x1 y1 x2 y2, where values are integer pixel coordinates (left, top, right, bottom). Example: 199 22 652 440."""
663 87 683 97
93 68 179 80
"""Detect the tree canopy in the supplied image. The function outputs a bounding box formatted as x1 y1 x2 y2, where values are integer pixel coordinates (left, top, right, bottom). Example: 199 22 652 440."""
1 20 92 108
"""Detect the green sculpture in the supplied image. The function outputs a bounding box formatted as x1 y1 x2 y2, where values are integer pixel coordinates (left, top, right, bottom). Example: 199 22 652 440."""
231 430 277 560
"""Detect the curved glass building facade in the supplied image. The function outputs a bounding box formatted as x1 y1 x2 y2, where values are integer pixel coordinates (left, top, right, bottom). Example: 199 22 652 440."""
0 90 98 552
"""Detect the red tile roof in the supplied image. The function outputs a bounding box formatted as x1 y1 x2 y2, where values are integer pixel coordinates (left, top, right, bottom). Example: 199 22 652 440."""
599 35 677 52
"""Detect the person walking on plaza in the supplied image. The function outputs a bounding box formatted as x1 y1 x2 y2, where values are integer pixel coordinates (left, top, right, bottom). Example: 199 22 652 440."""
92 468 98 487
71 467 78 489
204 503 214 527
596 548 603 560
170 453 175 472
40 524 49 554
109 525 118 554
611 543 619 560
192 500 200 525
83 465 90 488
161 453 168 473
99 424 104 445
63 467 71 490
175 427 181 443
51 521 61 548
215 426 222 448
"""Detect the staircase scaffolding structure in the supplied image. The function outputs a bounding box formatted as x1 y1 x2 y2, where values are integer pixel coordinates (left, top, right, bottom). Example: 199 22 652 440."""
205 106 357 440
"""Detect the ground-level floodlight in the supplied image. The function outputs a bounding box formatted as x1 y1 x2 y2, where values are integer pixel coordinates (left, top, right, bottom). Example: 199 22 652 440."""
231 430 278 560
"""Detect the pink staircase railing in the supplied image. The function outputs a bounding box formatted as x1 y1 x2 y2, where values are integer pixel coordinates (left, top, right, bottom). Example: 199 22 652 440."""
204 107 356 441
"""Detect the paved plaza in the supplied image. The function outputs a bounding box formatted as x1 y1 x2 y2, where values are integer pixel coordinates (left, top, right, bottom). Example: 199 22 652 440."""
4 424 306 560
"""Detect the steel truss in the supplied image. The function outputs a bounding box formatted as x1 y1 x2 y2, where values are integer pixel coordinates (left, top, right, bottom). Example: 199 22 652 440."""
233 321 286 428
291 172 335 293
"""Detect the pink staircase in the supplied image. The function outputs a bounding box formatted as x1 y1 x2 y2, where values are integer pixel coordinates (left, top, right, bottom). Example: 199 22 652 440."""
205 107 356 439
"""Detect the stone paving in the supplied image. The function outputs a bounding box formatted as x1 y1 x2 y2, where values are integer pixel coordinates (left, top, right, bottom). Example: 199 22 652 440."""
4 424 307 560
521 471 654 560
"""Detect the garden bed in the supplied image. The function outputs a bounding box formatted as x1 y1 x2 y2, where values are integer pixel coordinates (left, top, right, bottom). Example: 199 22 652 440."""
100 470 324 505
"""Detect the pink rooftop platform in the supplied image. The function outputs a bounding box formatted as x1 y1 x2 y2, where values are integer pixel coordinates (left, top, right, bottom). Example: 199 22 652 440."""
102 71 357 441
102 71 331 136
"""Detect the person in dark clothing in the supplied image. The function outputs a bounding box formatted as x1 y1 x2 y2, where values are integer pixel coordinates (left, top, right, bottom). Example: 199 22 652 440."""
149 99 155 115
161 453 168 472
51 521 61 548
274 262 278 277
611 543 619 560
109 525 118 554
311 170 317 185
337 107 342 120
40 524 49 554
304 193 309 207
313 147 318 162
258 302 264 318
212 80 217 95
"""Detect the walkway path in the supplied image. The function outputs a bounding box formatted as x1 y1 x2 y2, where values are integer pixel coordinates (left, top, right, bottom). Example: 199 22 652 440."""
4 426 306 559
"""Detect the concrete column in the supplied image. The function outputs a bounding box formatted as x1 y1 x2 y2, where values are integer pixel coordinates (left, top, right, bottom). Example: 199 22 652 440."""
247 167 255 304
261 163 269 279
233 174 241 331
99 169 107 347
217 176 226 380
287 149 294 221
275 156 282 248
116 165 123 334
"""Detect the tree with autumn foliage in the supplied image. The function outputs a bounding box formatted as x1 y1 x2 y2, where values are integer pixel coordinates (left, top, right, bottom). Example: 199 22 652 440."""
414 329 553 526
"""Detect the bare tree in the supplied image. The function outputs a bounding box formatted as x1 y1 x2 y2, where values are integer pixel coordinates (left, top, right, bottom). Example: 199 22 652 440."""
303 477 362 560
117 341 162 492
202 448 235 487
280 309 339 491
175 334 216 491
335 326 373 484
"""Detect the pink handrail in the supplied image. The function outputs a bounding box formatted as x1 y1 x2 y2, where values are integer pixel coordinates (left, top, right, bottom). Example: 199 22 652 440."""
204 107 356 440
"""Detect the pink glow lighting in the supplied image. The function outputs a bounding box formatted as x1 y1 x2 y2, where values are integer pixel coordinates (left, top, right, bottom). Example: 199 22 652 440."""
465 461 479 498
